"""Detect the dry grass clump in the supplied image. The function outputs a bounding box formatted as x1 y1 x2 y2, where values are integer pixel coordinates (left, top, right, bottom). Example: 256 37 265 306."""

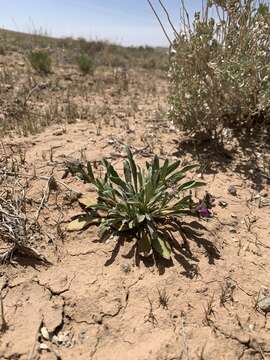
169 0 270 140
0 186 50 264
0 149 48 264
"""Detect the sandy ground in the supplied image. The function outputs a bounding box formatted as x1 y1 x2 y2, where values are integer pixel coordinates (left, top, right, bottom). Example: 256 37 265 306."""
0 50 270 360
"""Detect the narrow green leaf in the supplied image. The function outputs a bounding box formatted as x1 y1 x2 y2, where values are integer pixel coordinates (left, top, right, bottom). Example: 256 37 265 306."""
179 164 198 174
161 209 198 217
152 235 171 260
87 161 96 183
67 215 98 231
173 195 194 209
95 178 105 192
144 179 154 204
167 171 186 185
147 220 157 238
151 167 161 188
160 159 169 179
166 160 181 177
110 176 129 191
138 166 143 189
147 188 166 207
137 229 152 257
102 159 120 180
153 155 160 171
126 146 138 191
97 195 116 207
124 160 132 183
178 180 206 191
126 146 133 161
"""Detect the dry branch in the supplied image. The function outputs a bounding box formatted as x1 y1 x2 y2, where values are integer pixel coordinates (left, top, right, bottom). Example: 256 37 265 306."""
146 0 173 45
158 0 180 38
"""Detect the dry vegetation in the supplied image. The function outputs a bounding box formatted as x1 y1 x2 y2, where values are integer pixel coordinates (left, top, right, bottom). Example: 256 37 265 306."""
169 0 270 141
0 4 270 358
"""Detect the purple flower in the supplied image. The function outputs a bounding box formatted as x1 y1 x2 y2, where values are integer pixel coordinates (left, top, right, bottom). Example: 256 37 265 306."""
193 192 215 218
197 207 210 218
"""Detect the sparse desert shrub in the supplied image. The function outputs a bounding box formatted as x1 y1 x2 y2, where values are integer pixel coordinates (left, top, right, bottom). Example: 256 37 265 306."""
67 147 211 260
0 30 7 55
142 58 157 70
169 1 270 139
0 45 5 55
28 49 52 75
77 37 106 54
77 53 95 75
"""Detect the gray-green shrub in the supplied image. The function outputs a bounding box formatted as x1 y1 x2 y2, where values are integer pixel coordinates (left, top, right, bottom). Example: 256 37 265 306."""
77 53 95 75
28 49 52 75
169 1 270 139
67 147 207 260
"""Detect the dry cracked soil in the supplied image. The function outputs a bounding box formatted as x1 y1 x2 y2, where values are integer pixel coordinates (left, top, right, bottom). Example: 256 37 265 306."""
0 46 270 360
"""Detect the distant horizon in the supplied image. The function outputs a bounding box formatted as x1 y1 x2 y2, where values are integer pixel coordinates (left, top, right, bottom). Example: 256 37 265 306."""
0 1 203 47
0 26 169 49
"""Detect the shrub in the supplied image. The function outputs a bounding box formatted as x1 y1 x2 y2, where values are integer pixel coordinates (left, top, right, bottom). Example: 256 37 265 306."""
77 53 95 75
28 49 52 75
169 1 270 139
142 58 157 70
0 45 5 56
67 147 210 260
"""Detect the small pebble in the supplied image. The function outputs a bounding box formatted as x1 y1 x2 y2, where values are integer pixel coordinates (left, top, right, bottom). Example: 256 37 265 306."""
41 326 50 340
257 286 270 313
121 263 131 273
53 129 64 136
52 335 58 344
57 334 67 343
39 343 49 350
219 200 228 208
228 185 237 196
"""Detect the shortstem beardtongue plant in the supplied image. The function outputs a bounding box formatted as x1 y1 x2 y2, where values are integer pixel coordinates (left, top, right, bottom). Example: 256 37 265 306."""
67 147 208 260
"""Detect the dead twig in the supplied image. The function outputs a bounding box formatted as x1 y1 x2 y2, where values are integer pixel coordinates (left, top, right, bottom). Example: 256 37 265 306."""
144 296 158 326
22 82 48 107
158 0 180 38
0 293 7 333
157 287 169 309
33 176 53 224
180 311 190 360
146 0 173 46
203 294 215 326
0 170 81 195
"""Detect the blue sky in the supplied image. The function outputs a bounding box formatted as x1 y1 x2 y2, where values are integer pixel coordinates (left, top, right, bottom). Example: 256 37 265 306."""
0 0 203 46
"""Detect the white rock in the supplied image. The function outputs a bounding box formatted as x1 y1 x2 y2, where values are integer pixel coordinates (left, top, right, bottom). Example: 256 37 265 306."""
257 286 270 313
39 343 49 350
41 326 50 340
